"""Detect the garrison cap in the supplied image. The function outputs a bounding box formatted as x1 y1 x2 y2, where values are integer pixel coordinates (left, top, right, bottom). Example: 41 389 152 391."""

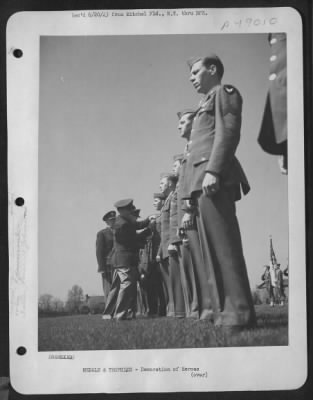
114 198 134 209
160 172 178 184
177 109 196 120
102 210 116 221
173 153 184 162
160 172 171 179
187 53 224 78
153 192 166 199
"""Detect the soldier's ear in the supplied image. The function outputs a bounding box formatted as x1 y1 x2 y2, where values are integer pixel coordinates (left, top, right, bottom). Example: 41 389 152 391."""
208 64 217 75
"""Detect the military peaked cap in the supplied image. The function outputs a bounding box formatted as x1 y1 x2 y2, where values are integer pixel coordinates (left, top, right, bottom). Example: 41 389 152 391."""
177 109 196 120
114 198 134 209
153 192 166 199
187 53 224 77
102 210 116 221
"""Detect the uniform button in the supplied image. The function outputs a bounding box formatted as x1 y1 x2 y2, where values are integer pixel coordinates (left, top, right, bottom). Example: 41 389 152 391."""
270 37 277 45
270 55 277 62
269 73 277 81
187 153 190 157
201 157 206 161
189 140 192 144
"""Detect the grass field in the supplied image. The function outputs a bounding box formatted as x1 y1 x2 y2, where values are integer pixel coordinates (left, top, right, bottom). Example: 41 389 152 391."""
38 304 288 351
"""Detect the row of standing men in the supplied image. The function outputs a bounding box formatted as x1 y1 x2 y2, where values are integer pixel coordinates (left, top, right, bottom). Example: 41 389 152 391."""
96 53 259 326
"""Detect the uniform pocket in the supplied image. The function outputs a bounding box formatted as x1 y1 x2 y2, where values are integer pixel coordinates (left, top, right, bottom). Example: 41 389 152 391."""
192 152 210 167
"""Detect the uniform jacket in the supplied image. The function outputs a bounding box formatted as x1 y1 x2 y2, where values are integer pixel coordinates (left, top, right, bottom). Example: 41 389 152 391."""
158 191 174 260
258 33 287 154
113 215 150 268
96 228 114 273
169 188 181 245
181 84 250 201
138 214 162 276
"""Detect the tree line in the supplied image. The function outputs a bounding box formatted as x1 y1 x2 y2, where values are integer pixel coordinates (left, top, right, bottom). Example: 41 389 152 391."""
38 285 85 317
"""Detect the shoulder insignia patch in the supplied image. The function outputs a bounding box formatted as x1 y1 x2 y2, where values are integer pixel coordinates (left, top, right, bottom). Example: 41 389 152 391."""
224 85 235 94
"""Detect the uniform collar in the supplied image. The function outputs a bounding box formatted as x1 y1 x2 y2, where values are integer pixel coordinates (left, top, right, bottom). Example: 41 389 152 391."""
199 84 221 106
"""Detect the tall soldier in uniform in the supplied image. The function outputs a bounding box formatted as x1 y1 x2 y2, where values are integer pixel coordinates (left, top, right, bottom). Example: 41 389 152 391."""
159 173 185 318
182 54 256 327
258 33 287 174
177 109 214 320
138 194 166 316
96 211 116 306
172 152 199 318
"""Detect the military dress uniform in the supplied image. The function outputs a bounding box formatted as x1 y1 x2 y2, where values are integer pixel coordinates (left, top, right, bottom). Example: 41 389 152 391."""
138 210 166 316
258 33 287 166
158 189 175 316
168 182 186 318
174 150 199 318
103 199 150 320
182 83 256 326
96 211 116 305
158 182 185 318
178 143 214 320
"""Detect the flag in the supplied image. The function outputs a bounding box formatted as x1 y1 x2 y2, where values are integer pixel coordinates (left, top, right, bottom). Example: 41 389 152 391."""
270 235 277 266
269 236 278 287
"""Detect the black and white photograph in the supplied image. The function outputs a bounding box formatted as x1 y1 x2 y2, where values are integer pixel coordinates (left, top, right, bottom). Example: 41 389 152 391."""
7 8 306 394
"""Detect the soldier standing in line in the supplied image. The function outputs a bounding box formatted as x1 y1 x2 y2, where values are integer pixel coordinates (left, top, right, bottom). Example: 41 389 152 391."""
177 109 214 320
182 54 256 327
158 173 185 318
172 152 199 318
138 194 167 317
258 33 287 174
96 210 116 307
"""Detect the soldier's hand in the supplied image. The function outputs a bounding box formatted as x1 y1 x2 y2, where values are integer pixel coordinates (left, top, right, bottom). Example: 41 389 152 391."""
202 172 220 197
278 156 287 175
168 244 178 255
182 238 189 247
182 213 193 230
148 215 156 221
156 255 161 262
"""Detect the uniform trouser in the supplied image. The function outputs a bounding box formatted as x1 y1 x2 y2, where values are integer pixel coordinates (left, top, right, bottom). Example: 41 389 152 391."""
136 281 147 315
180 243 199 317
169 254 186 318
141 264 167 316
186 229 213 319
195 188 256 326
274 286 286 303
103 270 119 316
101 270 112 306
103 267 138 319
267 285 275 303
159 258 174 316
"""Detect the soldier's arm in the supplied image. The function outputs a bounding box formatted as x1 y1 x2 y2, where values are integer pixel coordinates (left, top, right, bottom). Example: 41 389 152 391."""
205 85 242 175
96 232 107 271
135 218 150 230
169 191 181 245
115 224 136 247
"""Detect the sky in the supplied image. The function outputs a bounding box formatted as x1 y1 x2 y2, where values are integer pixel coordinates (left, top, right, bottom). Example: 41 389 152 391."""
38 34 288 301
